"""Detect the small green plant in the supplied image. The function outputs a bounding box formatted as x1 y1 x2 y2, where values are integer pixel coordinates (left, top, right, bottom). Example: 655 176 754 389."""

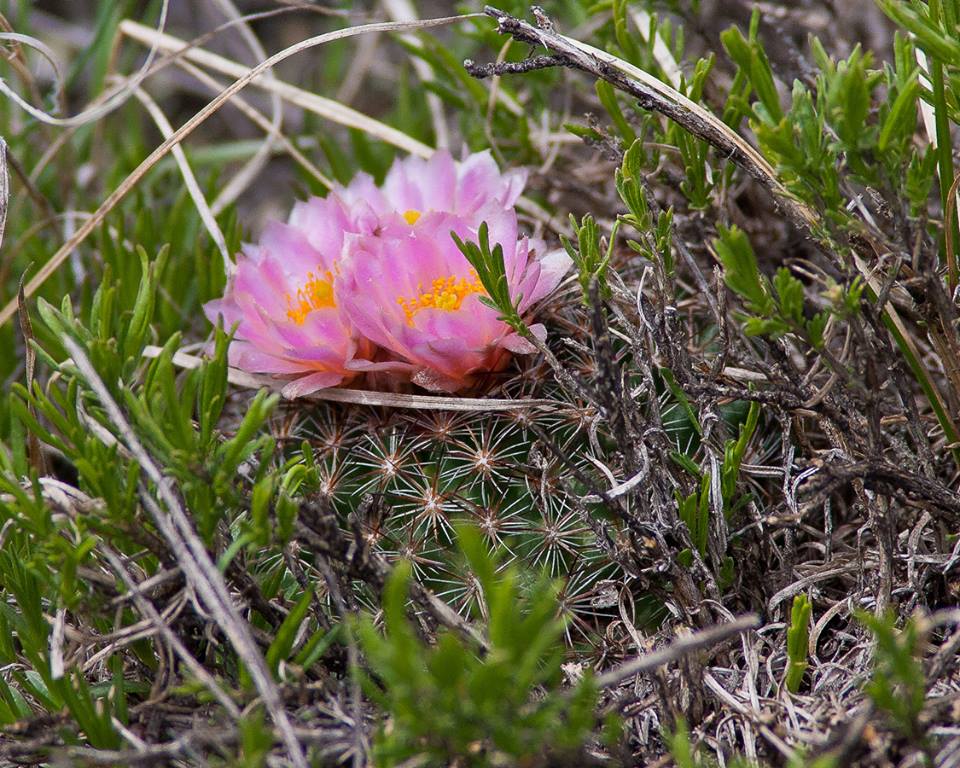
720 400 760 515
354 525 603 767
452 221 526 334
561 213 619 304
666 719 701 768
784 594 812 693
714 225 830 349
676 473 710 566
666 719 755 768
616 140 676 278
859 611 927 744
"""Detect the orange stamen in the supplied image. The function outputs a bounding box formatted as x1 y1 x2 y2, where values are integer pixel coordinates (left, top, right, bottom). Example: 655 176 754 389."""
396 271 485 325
285 269 335 325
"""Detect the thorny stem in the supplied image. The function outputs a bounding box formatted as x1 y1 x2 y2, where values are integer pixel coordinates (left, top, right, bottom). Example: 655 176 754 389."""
464 54 567 77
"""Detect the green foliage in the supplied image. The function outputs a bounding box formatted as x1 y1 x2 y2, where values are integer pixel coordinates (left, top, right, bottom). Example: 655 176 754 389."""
0 242 289 750
354 526 603 767
562 214 618 304
859 611 927 743
237 708 273 768
676 472 710 564
720 12 782 125
784 595 812 693
452 221 526 333
713 225 773 317
25 276 278 544
596 79 636 144
673 398 757 571
667 719 700 768
720 400 759 515
719 4 947 248
615 140 677 277
666 719 755 768
714 226 831 348
878 0 960 280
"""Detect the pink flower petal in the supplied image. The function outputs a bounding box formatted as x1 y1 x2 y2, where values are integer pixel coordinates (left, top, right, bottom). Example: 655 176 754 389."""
417 152 458 213
499 324 546 354
229 343 312 374
280 371 347 398
381 157 426 213
288 195 351 264
457 150 528 213
339 171 389 217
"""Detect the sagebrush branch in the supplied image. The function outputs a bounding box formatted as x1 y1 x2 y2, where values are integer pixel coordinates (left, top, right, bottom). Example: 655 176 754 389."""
467 6 819 235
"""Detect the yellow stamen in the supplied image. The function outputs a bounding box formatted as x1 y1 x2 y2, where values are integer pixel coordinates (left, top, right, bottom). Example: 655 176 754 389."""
402 209 422 225
285 269 335 325
396 271 485 325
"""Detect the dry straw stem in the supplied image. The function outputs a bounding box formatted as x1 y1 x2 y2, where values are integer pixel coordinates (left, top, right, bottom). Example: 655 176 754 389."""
0 13 477 330
119 17 557 228
596 613 761 688
118 18 434 159
0 138 7 250
478 5 960 447
142 345 559 412
129 85 232 272
206 0 284 216
0 0 170 127
382 0 450 149
915 48 960 292
61 336 309 768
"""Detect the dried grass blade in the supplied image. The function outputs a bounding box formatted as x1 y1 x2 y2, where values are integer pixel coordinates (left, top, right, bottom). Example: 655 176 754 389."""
0 0 170 127
383 0 450 148
141 345 558 412
118 18 435 159
596 614 761 688
0 31 64 96
207 0 283 215
130 85 231 272
0 138 7 250
944 170 960 294
0 13 477 329
628 9 683 89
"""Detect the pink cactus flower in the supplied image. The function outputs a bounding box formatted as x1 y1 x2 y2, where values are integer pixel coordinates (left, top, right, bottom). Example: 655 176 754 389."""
203 219 381 398
344 149 527 232
205 150 568 396
336 209 572 392
283 149 527 251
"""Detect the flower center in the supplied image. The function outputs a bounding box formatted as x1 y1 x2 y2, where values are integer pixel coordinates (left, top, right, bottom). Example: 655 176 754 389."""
286 269 335 325
396 271 485 325
402 209 422 225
